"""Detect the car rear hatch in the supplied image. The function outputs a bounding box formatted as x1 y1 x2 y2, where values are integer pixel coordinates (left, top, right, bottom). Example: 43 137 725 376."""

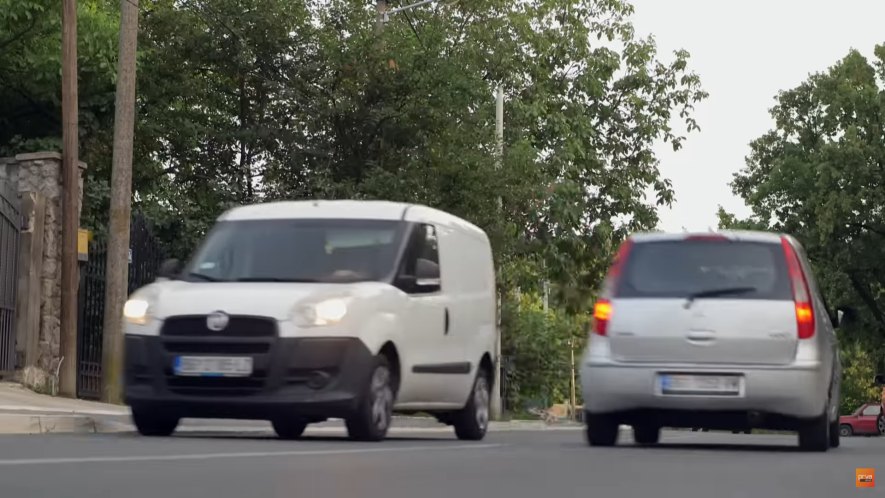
598 234 808 366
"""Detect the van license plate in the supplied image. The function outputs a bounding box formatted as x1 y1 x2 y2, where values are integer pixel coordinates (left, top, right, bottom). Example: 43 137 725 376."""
173 356 253 377
659 374 741 396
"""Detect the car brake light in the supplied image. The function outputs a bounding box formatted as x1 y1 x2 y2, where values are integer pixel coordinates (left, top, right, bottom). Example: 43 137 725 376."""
592 299 612 335
592 239 633 336
780 236 815 339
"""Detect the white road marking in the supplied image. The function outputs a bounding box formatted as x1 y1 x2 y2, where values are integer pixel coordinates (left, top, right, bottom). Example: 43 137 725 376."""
0 443 505 467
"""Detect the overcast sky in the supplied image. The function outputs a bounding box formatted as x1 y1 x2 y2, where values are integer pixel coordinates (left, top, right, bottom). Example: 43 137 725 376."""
626 0 885 232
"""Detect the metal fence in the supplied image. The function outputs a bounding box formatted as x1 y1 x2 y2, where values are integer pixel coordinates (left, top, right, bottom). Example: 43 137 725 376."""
77 214 164 399
0 181 20 372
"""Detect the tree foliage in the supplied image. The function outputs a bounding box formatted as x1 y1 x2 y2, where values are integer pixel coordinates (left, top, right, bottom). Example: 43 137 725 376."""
720 44 885 390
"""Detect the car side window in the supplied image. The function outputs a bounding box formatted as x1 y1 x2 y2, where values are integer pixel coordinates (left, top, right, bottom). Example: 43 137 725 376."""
397 223 440 294
861 405 882 416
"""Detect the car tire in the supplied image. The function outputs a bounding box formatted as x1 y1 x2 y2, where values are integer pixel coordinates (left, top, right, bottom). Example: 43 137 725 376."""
839 424 853 437
585 413 619 447
132 408 179 437
453 369 491 441
878 416 885 436
829 419 840 448
272 418 308 440
633 425 660 445
798 413 830 452
345 355 394 442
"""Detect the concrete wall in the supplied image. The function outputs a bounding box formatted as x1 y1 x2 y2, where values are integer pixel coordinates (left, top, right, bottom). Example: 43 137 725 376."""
0 152 85 384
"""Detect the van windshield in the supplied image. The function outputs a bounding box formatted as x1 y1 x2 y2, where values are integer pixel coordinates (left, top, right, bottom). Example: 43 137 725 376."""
183 219 406 284
615 239 793 300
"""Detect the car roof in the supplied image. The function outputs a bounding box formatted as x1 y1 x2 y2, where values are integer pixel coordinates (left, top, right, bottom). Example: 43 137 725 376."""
630 230 786 245
217 200 486 238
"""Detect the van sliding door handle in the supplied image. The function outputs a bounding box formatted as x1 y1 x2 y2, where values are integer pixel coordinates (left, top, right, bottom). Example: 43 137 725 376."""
444 308 450 335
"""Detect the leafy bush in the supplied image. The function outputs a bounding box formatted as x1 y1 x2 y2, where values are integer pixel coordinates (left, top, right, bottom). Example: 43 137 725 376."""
839 340 883 415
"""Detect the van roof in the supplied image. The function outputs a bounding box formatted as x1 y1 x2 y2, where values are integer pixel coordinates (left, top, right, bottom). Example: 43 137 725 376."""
630 230 786 244
217 200 487 237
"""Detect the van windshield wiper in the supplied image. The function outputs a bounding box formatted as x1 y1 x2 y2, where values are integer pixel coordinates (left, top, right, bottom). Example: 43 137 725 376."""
684 286 758 308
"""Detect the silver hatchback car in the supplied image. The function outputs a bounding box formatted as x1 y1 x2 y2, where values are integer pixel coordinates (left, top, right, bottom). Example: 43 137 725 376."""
580 231 842 451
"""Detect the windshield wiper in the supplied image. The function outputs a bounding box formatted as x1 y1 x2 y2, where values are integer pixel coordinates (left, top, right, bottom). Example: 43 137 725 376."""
187 272 220 282
233 277 321 283
684 286 758 308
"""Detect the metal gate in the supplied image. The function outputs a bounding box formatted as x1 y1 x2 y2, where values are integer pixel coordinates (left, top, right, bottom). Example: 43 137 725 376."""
77 213 164 399
0 181 21 372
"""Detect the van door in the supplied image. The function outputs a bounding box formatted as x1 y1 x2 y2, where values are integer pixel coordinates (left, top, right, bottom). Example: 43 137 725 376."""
394 223 459 405
607 237 800 365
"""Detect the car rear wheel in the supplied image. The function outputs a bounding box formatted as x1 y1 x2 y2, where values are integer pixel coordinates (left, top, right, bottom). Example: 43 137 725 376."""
345 356 394 442
829 419 840 448
272 417 308 440
132 408 179 437
633 424 660 445
798 413 830 452
453 369 491 441
585 413 619 447
839 424 853 437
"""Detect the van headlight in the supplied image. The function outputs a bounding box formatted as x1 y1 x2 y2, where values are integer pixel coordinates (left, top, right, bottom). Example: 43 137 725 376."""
294 298 350 327
123 297 152 325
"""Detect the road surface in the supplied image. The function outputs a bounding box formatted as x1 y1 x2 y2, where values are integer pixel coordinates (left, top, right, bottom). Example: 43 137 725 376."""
0 428 881 497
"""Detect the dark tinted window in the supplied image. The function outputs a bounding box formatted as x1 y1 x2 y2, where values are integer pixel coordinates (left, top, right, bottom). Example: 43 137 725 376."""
615 240 793 300
184 219 406 283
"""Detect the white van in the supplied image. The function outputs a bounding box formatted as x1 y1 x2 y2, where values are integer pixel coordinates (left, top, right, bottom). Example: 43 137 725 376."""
122 200 498 441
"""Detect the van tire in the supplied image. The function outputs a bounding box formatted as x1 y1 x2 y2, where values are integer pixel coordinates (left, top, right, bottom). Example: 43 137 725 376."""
453 370 491 441
345 356 394 442
132 408 178 437
585 413 619 447
798 413 830 452
272 418 308 440
633 424 660 445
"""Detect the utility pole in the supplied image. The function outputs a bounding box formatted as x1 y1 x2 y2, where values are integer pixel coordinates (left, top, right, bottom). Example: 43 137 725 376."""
375 0 387 35
491 85 504 420
58 0 79 398
102 0 139 404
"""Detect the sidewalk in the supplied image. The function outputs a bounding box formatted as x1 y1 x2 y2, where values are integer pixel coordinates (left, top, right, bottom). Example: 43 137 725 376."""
0 382 586 436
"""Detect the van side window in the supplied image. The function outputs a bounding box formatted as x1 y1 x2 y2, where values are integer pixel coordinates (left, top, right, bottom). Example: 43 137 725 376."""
398 223 440 293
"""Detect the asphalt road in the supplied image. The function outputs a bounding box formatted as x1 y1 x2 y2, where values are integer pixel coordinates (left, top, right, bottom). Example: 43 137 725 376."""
1 428 882 498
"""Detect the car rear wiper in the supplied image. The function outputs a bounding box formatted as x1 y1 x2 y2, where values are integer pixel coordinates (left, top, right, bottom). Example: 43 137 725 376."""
684 286 758 308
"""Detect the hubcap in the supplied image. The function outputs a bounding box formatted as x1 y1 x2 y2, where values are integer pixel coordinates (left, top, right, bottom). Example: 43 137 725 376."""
474 376 490 431
841 426 851 436
370 366 393 432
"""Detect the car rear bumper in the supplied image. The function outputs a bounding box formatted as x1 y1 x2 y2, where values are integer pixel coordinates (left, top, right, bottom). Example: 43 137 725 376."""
581 360 829 422
124 335 374 421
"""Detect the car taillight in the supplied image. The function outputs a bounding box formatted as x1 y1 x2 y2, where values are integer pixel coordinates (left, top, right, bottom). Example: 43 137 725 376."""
592 239 633 336
780 236 815 339
592 299 612 335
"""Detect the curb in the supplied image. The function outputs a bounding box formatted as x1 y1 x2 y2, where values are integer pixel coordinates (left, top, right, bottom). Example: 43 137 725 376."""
0 414 98 435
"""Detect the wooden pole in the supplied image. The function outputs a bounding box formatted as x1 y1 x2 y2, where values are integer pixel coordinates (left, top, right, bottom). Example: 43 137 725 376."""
59 0 80 398
102 0 139 403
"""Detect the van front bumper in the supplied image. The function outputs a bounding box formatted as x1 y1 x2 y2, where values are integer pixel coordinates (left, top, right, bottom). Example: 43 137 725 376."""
581 360 829 425
124 335 374 421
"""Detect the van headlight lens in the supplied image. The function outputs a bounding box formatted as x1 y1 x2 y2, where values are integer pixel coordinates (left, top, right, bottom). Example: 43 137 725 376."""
294 298 350 327
123 298 152 325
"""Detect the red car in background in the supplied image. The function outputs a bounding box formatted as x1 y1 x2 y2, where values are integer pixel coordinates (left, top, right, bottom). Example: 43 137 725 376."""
838 402 885 437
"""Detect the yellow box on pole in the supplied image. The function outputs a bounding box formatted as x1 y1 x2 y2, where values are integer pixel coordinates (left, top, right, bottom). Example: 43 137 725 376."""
78 228 90 262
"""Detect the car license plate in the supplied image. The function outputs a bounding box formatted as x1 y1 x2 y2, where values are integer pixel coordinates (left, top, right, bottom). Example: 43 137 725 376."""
659 373 741 396
173 356 253 377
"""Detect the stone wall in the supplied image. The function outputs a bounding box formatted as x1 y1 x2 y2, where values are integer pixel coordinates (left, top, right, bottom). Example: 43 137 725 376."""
0 152 86 377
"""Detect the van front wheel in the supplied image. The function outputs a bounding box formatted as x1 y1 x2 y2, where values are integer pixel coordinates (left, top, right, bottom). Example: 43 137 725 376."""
453 370 491 441
345 356 394 442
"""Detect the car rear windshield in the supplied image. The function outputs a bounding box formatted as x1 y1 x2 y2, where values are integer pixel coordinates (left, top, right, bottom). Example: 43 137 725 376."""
615 239 793 300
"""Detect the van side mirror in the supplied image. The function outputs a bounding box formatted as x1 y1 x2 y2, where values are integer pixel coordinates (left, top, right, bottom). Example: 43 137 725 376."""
158 258 182 280
875 374 885 386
